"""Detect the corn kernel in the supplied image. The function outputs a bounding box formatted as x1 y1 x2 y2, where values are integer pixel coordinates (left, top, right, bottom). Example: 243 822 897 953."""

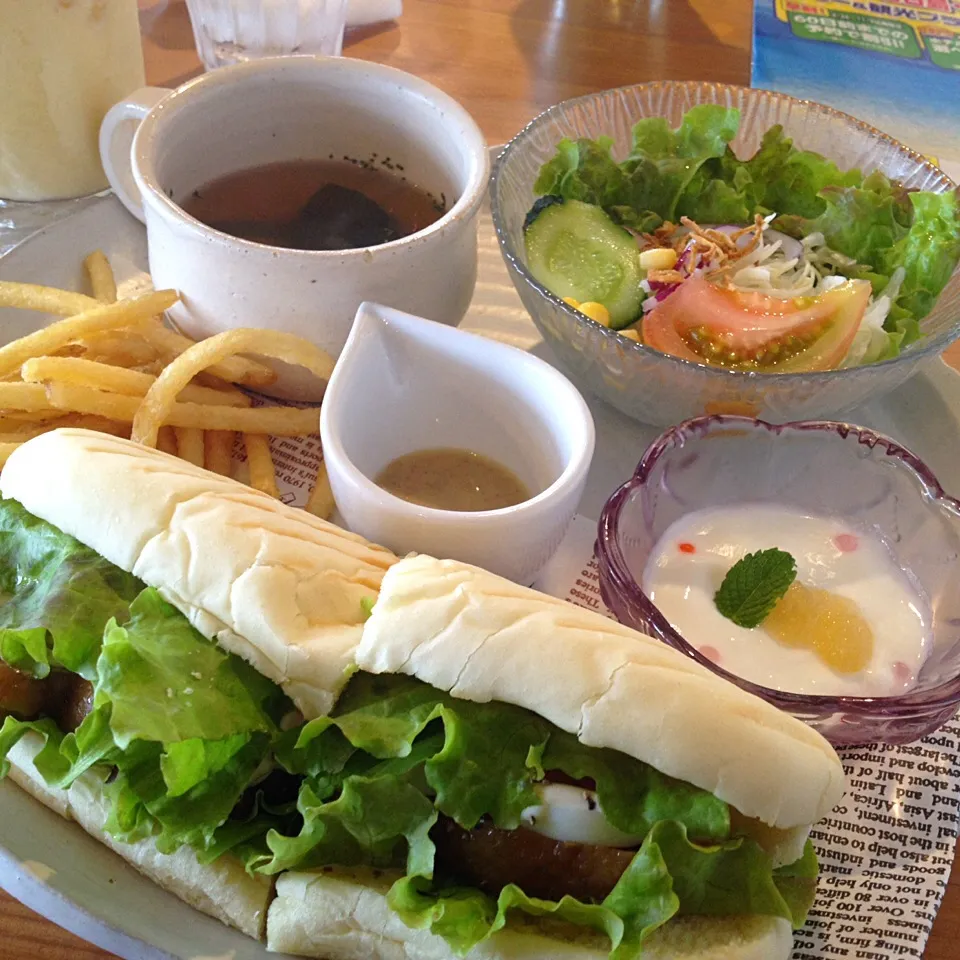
639 247 679 271
562 296 581 308
619 328 641 342
578 301 611 326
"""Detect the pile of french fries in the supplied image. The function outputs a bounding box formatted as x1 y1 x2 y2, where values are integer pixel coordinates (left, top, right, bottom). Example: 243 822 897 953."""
0 251 335 518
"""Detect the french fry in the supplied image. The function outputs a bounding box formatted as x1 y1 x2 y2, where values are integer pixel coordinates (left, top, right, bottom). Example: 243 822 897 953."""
243 434 279 497
0 383 58 412
83 251 117 304
0 442 22 467
305 461 334 520
45 382 320 435
51 344 87 359
21 357 252 407
133 360 169 376
0 414 126 444
137 322 277 389
192 371 246 394
79 332 159 368
131 329 332 447
0 290 179 379
190 372 252 407
0 431 52 444
157 426 178 456
54 413 130 437
0 409 65 424
0 282 98 316
204 430 234 476
0 421 64 442
174 427 205 467
0 264 327 503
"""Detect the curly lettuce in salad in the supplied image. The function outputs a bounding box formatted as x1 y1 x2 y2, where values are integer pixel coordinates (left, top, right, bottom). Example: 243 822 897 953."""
523 105 960 372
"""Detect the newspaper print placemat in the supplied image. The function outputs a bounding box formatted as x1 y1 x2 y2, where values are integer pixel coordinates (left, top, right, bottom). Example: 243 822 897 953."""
534 515 960 960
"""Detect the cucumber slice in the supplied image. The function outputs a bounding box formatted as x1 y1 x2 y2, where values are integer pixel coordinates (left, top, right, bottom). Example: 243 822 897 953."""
524 198 643 328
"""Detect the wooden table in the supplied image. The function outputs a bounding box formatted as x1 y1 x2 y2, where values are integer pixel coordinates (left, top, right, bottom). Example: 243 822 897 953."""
0 1 957 957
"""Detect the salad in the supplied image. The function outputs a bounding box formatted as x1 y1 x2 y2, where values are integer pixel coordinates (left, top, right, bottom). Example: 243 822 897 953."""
523 105 960 372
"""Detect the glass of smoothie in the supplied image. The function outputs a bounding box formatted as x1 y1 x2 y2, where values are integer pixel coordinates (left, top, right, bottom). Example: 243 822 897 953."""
0 0 145 202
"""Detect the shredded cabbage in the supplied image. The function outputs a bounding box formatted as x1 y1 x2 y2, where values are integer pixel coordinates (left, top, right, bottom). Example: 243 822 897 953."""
641 218 902 365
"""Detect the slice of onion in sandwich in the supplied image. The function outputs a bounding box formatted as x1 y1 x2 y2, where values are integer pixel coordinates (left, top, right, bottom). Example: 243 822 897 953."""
520 781 645 848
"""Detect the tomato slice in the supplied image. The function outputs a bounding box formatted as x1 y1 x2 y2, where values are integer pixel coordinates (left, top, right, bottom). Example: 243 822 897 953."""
641 277 872 372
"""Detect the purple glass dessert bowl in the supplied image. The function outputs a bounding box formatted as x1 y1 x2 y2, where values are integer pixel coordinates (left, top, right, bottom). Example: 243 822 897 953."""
596 415 960 745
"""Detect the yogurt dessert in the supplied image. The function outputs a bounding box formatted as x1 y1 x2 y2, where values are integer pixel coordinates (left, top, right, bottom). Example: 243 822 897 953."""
642 504 931 697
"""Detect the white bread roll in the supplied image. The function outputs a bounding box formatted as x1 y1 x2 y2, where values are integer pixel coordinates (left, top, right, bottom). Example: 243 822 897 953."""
267 868 793 960
6 733 273 940
358 556 845 832
0 429 397 718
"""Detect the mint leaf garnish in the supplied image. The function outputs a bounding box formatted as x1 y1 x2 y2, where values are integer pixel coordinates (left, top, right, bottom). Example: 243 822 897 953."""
714 549 797 629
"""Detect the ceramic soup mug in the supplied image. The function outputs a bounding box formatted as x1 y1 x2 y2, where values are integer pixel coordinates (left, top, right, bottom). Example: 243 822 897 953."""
99 56 489 399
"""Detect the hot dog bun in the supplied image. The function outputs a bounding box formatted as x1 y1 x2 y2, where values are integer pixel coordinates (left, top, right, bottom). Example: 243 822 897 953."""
358 555 846 833
0 428 397 718
267 868 793 960
5 732 272 940
0 431 843 959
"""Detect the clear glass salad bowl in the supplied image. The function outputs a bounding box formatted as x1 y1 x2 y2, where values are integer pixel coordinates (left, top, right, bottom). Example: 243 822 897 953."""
595 415 960 746
490 81 960 427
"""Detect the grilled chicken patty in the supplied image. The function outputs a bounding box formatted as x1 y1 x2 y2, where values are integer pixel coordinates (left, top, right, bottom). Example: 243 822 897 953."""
433 814 636 903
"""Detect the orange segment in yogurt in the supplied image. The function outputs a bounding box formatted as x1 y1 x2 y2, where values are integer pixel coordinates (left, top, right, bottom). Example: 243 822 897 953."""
764 581 874 674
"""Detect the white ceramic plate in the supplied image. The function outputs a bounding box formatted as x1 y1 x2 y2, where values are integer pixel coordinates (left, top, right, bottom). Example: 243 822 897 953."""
2 192 960 959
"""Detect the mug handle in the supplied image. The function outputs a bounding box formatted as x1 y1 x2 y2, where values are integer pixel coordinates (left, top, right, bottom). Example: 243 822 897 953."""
99 87 169 223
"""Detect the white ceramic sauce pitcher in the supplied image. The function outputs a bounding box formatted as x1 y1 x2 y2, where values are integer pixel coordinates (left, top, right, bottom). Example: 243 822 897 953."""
321 303 595 584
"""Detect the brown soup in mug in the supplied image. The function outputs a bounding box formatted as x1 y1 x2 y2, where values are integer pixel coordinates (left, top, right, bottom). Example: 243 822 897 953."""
181 158 444 251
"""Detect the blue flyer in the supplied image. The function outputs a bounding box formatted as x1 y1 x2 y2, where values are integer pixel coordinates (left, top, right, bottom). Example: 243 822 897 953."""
752 0 960 179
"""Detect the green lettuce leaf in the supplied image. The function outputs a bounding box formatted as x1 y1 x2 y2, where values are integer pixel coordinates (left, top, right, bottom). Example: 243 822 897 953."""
747 125 862 219
283 673 548 830
111 733 274 854
0 715 72 779
261 674 805 959
258 773 437 875
630 105 739 164
625 106 740 225
541 731 730 843
197 787 299 869
390 876 629 957
0 705 257 855
774 182 959 345
0 499 142 679
387 818 801 960
675 154 755 226
650 821 792 921
534 137 630 210
280 673 727 841
773 840 820 927
0 573 289 860
775 182 908 276
0 706 119 789
91 590 286 852
95 589 279 749
883 190 960 320
534 106 741 230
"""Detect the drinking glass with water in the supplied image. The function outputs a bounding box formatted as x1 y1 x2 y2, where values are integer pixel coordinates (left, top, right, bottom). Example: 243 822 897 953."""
185 0 349 70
